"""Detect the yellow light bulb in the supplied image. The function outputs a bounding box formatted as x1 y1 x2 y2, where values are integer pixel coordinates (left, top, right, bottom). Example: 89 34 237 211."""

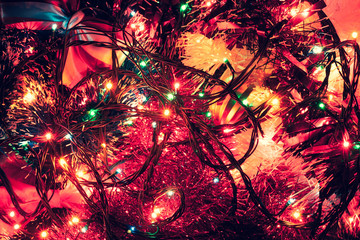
9 211 15 217
40 231 48 238
14 224 20 230
293 211 301 219
164 109 170 116
352 32 358 38
101 143 106 148
45 132 52 141
271 98 280 105
71 216 80 224
106 82 113 90
59 158 67 168
23 92 36 103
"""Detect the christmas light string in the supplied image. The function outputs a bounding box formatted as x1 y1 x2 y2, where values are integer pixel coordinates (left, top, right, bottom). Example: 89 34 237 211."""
0 0 360 239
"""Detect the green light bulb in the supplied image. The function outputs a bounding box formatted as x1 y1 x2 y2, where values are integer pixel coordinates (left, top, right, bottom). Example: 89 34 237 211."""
180 3 189 12
318 102 326 110
140 61 146 67
167 93 175 101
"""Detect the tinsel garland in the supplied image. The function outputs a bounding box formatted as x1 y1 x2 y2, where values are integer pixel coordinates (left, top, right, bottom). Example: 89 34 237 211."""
0 0 360 239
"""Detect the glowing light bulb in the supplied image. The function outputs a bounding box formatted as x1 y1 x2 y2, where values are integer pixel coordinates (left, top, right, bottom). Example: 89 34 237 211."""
301 10 309 17
59 158 67 168
213 177 219 183
205 111 212 118
167 93 175 101
352 32 358 38
206 1 212 7
271 98 280 105
242 99 249 106
23 92 36 103
81 225 88 233
125 120 133 126
101 143 106 148
65 133 72 140
312 46 323 54
130 23 136 29
9 211 15 217
318 102 326 110
130 11 136 17
52 24 57 31
116 168 122 174
174 82 180 89
343 141 350 148
89 109 97 117
106 82 113 90
199 92 205 98
152 122 157 128
164 109 170 116
14 224 20 230
293 211 301 219
180 3 189 12
354 144 360 150
40 231 48 238
167 190 174 197
71 216 80 224
290 8 298 17
45 132 53 141
223 58 228 63
140 61 147 67
76 170 85 178
151 212 157 218
287 198 296 205
349 217 354 223
223 128 233 134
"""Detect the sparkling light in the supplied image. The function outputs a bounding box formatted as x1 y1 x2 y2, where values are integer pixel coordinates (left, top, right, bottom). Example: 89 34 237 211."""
180 4 189 12
312 46 323 54
167 190 174 197
199 92 205 98
167 93 176 101
81 225 88 233
71 216 80 224
23 92 36 103
45 132 53 141
318 102 326 110
352 32 358 38
52 24 57 31
271 98 280 105
40 231 48 238
293 211 301 219
59 158 67 168
9 211 15 217
76 170 85 178
213 177 219 183
140 61 147 67
106 82 113 90
101 143 106 148
65 133 72 140
343 141 350 148
14 224 20 230
164 109 170 116
174 82 180 89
